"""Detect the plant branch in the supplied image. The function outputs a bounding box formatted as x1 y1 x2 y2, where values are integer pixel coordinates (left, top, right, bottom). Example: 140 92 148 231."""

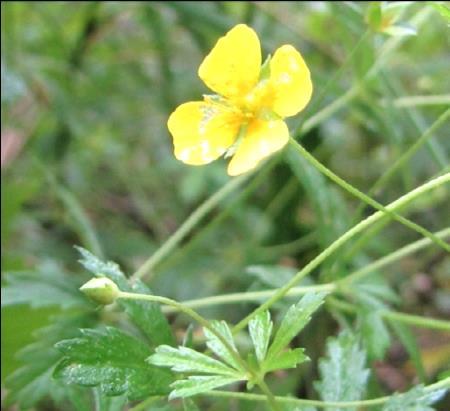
231 173 450 334
288 138 450 253
202 376 450 408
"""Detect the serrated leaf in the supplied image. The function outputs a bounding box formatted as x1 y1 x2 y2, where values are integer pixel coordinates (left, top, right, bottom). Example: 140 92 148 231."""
352 275 400 308
314 332 369 411
5 314 94 409
1 261 88 309
382 384 447 411
76 247 174 346
169 375 241 399
359 310 391 360
203 321 244 372
267 292 326 361
147 345 241 377
249 310 273 364
54 326 173 400
263 348 308 373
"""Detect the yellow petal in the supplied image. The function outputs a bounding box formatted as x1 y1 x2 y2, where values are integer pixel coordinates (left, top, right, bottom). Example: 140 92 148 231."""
269 45 313 118
227 119 289 176
168 101 241 165
198 24 261 99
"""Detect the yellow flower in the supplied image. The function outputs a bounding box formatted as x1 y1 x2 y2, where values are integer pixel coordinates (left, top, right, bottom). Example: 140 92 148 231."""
168 24 313 176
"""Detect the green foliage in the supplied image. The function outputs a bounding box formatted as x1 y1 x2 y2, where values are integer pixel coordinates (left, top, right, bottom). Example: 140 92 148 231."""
4 314 94 410
381 385 447 411
249 310 272 364
2 1 449 410
77 247 175 346
315 332 370 411
148 293 324 399
359 310 391 360
54 327 173 401
1 261 88 309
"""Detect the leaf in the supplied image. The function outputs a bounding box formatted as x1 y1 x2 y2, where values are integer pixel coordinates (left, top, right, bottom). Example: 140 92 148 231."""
249 310 273 364
1 261 89 309
382 384 447 411
359 310 391 360
4 313 94 410
54 326 173 401
431 3 450 23
365 2 382 31
389 322 426 382
267 292 326 361
352 274 400 308
263 348 308 373
76 247 175 346
314 332 370 411
147 345 241 377
169 375 241 399
246 265 296 288
203 321 244 372
383 24 417 37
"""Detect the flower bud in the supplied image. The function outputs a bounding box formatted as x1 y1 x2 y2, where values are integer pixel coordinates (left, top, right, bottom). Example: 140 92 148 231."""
80 277 120 305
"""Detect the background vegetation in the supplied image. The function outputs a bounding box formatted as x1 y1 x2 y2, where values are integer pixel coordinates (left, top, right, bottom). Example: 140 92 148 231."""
1 2 449 410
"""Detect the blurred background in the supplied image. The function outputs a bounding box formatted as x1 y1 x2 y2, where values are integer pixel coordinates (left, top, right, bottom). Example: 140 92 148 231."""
1 2 449 410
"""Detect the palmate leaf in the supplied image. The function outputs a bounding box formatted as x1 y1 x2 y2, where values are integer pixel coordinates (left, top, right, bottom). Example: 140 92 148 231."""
147 342 245 399
359 309 391 360
147 345 241 377
54 326 173 401
382 385 447 411
4 313 94 410
204 320 244 372
76 247 175 347
314 332 370 411
266 292 326 361
263 348 308 373
169 375 241 400
1 261 89 309
249 310 273 364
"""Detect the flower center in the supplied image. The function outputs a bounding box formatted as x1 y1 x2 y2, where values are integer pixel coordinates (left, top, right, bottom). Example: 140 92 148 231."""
235 80 275 120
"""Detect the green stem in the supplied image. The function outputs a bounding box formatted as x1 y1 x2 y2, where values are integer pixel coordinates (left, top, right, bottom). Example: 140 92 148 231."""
384 94 450 108
117 291 247 373
256 231 317 258
340 227 450 285
202 377 450 408
367 108 449 197
288 137 450 253
131 173 251 281
117 290 279 410
330 298 450 332
162 284 335 313
231 173 450 334
155 158 278 275
163 224 448 311
128 396 162 411
257 379 280 411
299 8 432 137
